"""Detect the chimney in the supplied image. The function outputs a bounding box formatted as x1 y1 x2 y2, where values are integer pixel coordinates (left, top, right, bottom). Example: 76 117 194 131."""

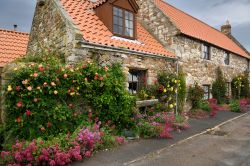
13 24 17 31
221 20 231 36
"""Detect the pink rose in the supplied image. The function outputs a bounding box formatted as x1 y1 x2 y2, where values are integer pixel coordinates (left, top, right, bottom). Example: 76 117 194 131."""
27 86 32 91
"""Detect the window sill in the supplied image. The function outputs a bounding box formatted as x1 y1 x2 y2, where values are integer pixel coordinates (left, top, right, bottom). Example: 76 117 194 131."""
111 36 142 45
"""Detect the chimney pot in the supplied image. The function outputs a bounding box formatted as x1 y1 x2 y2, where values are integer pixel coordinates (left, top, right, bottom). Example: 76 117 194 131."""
221 20 231 36
13 24 17 31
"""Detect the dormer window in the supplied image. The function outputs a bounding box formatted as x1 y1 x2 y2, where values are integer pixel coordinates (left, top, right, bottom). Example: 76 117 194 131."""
113 6 134 38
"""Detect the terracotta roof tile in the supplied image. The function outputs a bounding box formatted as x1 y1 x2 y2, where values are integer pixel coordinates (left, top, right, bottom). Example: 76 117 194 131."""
0 29 29 67
60 0 175 58
154 0 249 59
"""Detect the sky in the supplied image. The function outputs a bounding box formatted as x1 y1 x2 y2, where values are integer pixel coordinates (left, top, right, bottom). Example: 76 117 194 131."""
0 0 249 51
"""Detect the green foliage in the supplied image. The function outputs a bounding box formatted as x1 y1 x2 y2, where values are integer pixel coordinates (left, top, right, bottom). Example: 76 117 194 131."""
211 67 227 104
229 100 241 112
231 72 250 99
198 101 211 112
137 121 158 138
174 114 185 124
157 71 180 112
3 53 135 140
188 83 204 109
231 73 250 99
177 71 186 113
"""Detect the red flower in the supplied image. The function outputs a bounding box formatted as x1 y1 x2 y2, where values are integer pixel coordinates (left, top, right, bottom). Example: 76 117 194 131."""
16 117 22 123
39 66 45 72
47 122 52 128
16 86 21 92
26 110 31 116
16 101 22 108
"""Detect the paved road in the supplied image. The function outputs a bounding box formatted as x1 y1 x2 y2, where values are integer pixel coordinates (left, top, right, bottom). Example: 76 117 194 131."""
129 113 250 166
75 111 249 166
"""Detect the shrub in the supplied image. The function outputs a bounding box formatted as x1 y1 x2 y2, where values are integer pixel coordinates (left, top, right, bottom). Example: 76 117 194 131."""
188 83 204 109
211 67 227 104
231 73 250 99
177 71 186 113
3 54 135 140
198 101 211 112
229 100 241 112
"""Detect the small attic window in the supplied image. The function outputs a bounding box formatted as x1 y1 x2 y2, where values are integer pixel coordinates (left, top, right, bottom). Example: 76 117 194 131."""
113 6 135 39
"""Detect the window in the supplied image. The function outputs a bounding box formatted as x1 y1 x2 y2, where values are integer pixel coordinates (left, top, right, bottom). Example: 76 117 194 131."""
113 6 134 38
224 52 230 65
128 70 146 94
202 44 210 60
203 85 210 100
226 82 231 96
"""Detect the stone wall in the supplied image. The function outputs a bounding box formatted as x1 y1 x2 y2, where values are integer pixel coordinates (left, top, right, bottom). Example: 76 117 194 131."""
27 0 83 58
136 0 249 87
67 47 176 87
172 35 249 86
136 0 179 48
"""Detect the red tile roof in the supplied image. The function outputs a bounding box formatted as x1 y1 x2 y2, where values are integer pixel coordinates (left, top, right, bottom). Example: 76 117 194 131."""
0 29 29 67
60 0 175 58
154 0 250 59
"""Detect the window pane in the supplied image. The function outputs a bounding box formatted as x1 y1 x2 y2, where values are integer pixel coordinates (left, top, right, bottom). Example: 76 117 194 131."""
114 16 118 25
119 18 123 26
118 26 123 34
113 24 119 34
113 7 119 16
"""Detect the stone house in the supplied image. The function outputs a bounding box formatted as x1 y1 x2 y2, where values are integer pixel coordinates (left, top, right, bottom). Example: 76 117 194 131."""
28 0 177 94
28 0 250 99
137 0 250 99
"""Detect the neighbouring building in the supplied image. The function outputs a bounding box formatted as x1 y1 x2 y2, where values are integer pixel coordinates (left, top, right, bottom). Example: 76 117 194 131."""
28 0 177 94
28 0 250 99
0 28 29 71
137 0 250 99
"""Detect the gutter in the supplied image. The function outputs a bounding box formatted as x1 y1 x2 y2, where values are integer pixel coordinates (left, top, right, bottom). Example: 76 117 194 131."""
78 41 177 62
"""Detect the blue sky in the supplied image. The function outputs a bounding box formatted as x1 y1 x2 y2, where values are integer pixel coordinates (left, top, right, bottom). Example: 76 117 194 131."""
0 0 249 51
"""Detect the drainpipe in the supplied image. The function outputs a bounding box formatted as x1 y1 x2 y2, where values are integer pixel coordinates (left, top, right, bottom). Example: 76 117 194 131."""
175 58 180 116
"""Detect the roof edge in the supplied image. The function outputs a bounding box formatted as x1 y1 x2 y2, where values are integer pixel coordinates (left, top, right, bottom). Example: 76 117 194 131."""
78 40 176 60
0 28 29 35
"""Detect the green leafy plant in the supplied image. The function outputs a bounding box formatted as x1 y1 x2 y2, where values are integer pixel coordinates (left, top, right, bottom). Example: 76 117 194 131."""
188 83 204 109
198 100 211 112
229 100 241 112
177 70 186 113
231 72 250 99
211 67 227 104
3 53 135 141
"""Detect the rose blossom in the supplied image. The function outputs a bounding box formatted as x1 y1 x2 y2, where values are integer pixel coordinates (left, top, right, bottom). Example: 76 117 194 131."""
16 86 21 92
33 73 39 78
16 101 22 108
27 86 33 91
26 110 31 116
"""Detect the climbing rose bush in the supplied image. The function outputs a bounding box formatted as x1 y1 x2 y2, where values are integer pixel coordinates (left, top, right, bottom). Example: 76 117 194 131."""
3 60 135 140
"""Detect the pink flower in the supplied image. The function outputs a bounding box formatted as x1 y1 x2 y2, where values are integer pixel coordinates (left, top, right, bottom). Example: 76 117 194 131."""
1 151 10 159
116 137 125 145
104 66 109 72
16 101 22 108
33 73 39 78
64 74 68 78
27 86 32 91
33 98 38 103
49 160 56 166
84 151 92 158
16 117 22 123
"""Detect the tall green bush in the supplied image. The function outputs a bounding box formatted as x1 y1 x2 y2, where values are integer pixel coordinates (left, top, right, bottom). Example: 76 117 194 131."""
3 53 135 140
231 73 250 99
211 67 227 104
188 83 204 109
177 71 186 113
